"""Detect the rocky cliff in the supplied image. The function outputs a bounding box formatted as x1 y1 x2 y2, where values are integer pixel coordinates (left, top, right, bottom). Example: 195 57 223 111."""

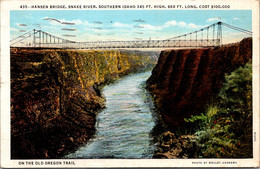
146 38 252 129
11 48 158 159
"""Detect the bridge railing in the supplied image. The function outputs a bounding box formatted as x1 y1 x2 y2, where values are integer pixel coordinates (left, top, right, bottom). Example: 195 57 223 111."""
24 39 219 49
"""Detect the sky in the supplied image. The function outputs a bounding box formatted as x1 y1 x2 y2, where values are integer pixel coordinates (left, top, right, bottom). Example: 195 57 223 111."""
10 10 252 44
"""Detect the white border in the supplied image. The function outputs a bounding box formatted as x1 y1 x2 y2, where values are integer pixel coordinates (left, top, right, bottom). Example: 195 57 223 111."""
1 0 259 168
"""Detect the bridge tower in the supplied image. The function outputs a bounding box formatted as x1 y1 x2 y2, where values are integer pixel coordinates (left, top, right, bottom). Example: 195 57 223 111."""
217 22 222 46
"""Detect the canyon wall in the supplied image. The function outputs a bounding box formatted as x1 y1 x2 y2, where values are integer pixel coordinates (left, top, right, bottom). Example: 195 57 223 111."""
146 38 252 129
11 48 157 159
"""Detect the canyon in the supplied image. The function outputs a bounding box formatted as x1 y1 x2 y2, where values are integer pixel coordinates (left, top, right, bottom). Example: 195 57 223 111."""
10 37 252 159
11 48 158 159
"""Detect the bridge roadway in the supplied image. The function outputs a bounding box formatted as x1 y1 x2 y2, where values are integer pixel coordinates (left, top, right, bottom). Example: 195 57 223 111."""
31 39 220 49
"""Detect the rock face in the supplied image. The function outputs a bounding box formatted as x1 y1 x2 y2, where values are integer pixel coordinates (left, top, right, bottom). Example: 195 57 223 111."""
154 131 196 158
146 38 252 128
11 48 158 159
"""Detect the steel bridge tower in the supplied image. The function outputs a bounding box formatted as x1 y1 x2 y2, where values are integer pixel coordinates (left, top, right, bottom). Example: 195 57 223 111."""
217 22 222 46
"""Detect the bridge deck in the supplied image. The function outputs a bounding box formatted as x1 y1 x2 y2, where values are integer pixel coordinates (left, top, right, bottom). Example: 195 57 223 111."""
12 39 220 49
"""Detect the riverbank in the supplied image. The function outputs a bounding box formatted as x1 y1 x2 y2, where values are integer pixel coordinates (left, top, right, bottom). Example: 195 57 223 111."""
65 71 157 158
11 48 158 159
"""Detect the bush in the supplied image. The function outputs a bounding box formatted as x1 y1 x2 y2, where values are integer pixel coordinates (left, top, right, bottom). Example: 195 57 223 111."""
185 62 252 158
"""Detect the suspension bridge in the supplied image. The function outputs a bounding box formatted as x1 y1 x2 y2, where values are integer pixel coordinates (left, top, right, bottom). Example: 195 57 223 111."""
10 22 252 49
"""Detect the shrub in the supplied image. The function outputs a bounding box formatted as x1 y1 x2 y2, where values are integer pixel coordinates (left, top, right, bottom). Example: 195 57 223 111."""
185 61 252 158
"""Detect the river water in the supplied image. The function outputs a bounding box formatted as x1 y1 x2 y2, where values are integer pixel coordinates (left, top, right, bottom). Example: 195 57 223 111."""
65 71 157 159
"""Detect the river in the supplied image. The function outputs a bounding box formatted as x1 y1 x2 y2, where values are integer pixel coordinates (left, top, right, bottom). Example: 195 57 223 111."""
65 71 157 159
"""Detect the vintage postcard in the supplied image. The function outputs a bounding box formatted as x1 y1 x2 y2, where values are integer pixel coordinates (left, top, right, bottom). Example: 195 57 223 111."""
1 0 259 168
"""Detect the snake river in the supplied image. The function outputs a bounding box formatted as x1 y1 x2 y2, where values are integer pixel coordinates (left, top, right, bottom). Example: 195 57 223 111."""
65 71 158 158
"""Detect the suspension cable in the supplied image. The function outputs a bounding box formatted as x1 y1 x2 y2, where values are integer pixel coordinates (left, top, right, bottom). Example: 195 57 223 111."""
222 23 252 35
10 29 75 46
10 30 34 42
166 23 217 40
165 21 252 40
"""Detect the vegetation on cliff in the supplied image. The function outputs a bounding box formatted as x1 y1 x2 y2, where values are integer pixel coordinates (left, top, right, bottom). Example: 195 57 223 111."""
185 62 252 158
11 48 157 159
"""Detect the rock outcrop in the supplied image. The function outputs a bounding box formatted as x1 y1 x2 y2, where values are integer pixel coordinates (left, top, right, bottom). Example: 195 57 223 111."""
154 131 196 158
146 38 252 128
11 48 158 159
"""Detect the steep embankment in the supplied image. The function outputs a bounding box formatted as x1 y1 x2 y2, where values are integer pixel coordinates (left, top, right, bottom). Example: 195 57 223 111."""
11 48 157 159
146 38 252 129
